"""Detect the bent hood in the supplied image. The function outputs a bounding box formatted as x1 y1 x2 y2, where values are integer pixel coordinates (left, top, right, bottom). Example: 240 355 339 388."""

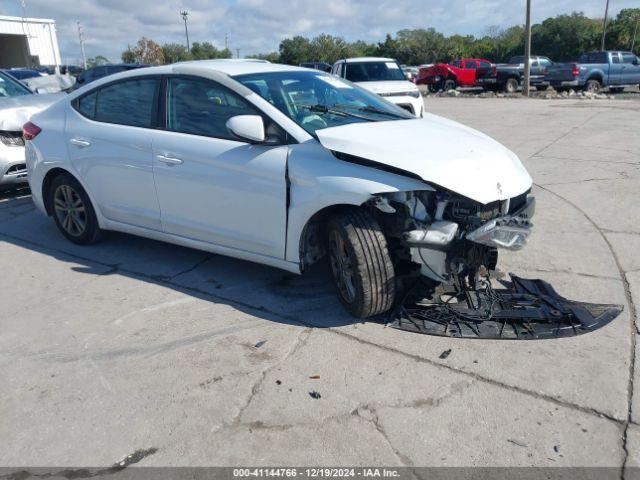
0 92 65 131
316 113 532 205
356 80 418 95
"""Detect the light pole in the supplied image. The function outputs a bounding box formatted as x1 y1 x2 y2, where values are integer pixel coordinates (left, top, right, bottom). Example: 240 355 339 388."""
632 14 639 52
600 0 610 51
522 0 532 97
180 10 190 51
77 21 87 70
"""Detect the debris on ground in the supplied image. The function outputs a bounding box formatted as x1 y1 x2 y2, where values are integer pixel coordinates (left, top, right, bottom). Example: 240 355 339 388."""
275 380 282 385
309 391 321 399
439 349 452 359
254 340 267 348
507 439 528 448
309 375 320 379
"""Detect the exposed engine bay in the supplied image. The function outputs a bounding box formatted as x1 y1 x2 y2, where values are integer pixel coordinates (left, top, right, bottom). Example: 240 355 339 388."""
368 189 622 339
369 189 534 283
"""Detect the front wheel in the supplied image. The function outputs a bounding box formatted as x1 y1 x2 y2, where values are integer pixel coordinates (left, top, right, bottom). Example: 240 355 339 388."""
326 209 396 318
443 79 457 91
49 173 104 245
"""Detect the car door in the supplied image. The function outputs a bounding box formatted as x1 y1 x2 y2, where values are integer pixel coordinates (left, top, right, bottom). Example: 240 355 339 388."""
621 52 640 85
151 75 288 259
609 52 624 85
66 76 162 230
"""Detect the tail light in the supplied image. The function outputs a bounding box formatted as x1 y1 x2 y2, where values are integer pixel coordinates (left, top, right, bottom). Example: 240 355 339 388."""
571 65 579 77
492 64 497 75
22 122 41 141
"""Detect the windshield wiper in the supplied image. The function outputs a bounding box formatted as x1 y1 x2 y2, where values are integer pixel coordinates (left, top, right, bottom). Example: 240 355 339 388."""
355 105 409 119
298 104 374 121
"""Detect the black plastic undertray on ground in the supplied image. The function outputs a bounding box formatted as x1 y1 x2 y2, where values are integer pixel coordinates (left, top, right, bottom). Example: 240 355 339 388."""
387 275 623 340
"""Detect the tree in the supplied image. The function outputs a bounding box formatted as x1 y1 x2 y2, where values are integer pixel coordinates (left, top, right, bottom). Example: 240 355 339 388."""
531 13 601 61
253 51 280 63
608 8 640 52
121 48 136 63
161 43 191 64
278 36 312 65
127 37 164 65
86 55 109 68
190 41 232 60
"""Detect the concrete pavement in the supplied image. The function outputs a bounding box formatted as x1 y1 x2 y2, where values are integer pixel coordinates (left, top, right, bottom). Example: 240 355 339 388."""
0 97 638 470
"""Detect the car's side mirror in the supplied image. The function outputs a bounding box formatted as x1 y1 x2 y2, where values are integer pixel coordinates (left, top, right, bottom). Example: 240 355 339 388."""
226 115 266 143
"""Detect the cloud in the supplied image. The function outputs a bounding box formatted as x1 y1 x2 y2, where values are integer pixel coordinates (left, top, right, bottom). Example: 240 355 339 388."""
2 0 637 64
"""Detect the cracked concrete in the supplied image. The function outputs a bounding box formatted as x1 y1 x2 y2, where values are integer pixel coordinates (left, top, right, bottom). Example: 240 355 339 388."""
0 97 638 467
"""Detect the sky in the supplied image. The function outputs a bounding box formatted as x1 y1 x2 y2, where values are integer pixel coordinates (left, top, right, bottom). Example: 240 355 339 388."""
0 0 637 64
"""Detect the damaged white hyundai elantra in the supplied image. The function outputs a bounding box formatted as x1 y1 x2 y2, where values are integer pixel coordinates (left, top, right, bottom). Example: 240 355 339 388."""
25 60 619 337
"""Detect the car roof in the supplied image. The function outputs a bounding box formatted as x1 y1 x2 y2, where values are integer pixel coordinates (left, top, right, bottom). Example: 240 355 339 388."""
339 57 396 63
67 60 319 96
162 59 311 76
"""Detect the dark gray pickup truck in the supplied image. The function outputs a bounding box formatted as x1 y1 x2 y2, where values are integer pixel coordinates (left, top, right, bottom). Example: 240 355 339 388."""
477 55 551 93
545 51 640 93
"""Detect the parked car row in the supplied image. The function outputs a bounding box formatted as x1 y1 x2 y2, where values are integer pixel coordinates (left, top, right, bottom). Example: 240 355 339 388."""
413 50 640 93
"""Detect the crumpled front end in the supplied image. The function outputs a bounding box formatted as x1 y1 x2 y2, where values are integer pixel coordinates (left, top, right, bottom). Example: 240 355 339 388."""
369 188 622 339
370 188 534 283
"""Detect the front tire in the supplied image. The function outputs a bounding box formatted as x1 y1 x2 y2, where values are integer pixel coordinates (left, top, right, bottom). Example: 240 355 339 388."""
49 173 103 245
326 209 395 318
443 79 457 91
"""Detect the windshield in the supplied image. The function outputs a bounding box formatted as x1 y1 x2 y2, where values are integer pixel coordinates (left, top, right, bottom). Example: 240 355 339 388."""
0 71 32 97
344 61 406 82
234 70 414 135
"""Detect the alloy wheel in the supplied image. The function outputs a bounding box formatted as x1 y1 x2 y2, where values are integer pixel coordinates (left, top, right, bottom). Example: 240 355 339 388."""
53 184 87 237
328 229 356 303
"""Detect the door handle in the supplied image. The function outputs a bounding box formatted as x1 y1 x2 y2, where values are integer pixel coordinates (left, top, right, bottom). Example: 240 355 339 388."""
69 138 91 148
156 154 184 165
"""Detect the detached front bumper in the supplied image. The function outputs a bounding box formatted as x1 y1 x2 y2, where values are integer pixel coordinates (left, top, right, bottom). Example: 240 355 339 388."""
466 196 535 250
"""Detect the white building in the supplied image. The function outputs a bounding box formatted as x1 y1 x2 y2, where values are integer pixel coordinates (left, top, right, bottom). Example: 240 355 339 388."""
0 15 61 69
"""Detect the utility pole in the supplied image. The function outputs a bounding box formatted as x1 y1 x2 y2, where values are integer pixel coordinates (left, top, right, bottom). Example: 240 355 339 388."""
180 10 190 51
631 14 639 52
236 48 240 59
77 21 87 70
522 0 532 97
600 0 610 51
225 33 229 51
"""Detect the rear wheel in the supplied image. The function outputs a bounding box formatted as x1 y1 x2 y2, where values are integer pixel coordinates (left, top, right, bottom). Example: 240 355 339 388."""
585 79 601 93
49 174 103 245
326 208 395 318
504 78 519 93
443 79 457 91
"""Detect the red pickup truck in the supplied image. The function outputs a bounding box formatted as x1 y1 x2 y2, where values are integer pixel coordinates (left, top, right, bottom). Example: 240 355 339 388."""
417 58 495 91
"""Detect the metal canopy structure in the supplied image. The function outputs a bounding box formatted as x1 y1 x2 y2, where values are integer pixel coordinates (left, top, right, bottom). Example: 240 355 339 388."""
0 15 61 69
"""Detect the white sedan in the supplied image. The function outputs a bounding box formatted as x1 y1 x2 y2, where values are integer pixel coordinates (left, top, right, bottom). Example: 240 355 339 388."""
25 60 533 318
